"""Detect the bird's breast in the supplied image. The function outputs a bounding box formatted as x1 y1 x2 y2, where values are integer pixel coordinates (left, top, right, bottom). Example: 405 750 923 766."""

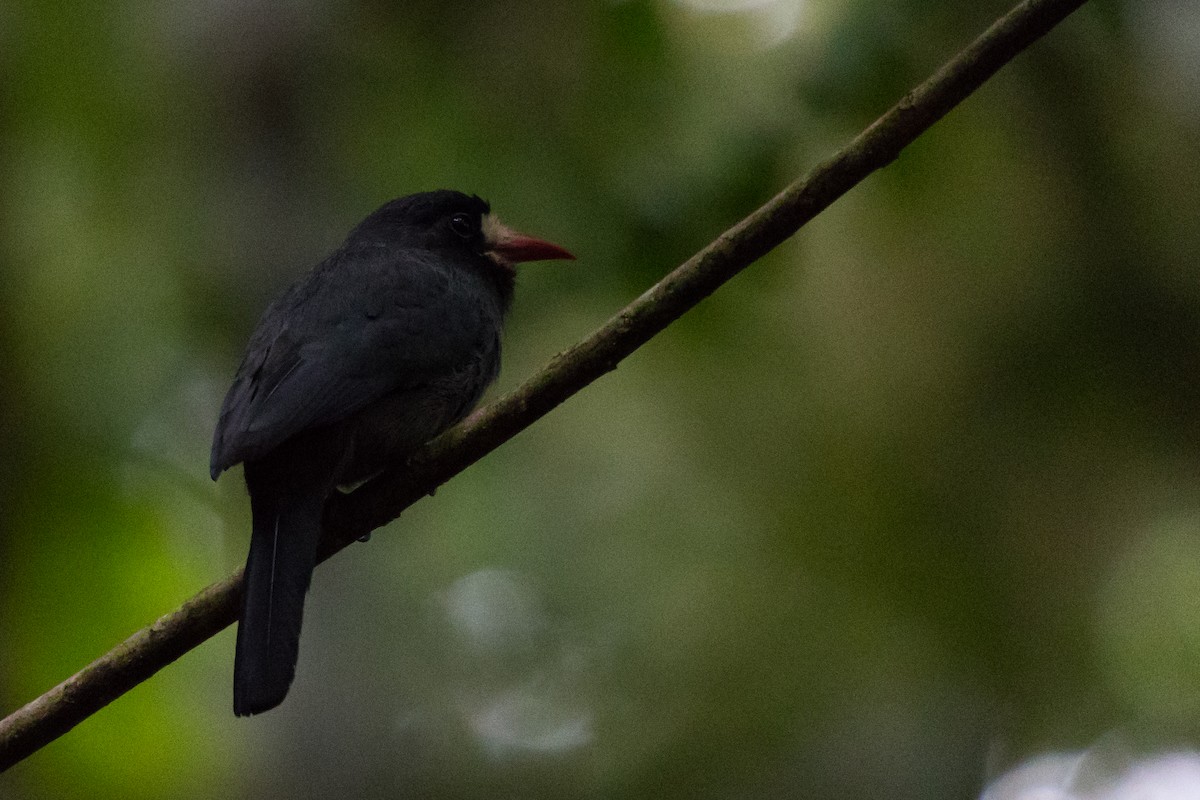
342 342 500 484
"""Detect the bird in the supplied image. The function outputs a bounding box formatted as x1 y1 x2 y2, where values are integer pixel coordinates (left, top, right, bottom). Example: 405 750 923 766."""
210 190 574 716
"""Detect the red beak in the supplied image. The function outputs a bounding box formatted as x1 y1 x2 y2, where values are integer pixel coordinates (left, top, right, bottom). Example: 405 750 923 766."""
487 220 575 264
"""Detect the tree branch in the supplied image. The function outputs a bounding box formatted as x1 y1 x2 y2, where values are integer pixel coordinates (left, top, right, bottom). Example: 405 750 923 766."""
0 0 1089 772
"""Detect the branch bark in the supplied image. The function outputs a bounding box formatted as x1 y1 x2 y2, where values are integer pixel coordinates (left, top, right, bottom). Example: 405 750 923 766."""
0 0 1089 772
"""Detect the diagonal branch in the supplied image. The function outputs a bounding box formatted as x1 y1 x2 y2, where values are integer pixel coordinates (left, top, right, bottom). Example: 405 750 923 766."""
0 0 1089 772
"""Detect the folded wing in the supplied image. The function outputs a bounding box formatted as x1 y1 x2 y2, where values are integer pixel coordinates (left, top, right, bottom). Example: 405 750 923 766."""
210 247 497 477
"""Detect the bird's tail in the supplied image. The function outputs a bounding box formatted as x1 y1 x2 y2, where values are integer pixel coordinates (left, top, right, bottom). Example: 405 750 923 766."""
234 477 327 716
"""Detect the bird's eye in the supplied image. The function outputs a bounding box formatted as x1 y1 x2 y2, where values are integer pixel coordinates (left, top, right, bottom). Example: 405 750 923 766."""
449 213 475 238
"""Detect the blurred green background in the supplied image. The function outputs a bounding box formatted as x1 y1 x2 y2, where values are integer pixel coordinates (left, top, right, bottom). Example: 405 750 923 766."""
3 0 1200 797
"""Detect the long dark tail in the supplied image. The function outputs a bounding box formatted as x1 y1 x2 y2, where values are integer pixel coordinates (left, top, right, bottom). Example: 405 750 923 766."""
234 472 327 716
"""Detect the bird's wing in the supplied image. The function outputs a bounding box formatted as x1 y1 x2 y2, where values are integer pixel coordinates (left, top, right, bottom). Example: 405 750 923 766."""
210 248 494 477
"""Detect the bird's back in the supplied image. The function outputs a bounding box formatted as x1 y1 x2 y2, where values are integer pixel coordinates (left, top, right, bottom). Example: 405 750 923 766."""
210 241 505 477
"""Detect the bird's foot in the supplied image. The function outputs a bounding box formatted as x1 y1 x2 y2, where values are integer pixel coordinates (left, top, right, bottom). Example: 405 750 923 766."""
337 468 384 495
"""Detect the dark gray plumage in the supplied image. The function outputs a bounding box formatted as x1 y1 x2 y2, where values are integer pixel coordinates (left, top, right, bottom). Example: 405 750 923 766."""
211 190 573 716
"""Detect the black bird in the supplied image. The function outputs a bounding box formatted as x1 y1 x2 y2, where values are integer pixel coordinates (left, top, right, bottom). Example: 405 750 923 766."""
210 190 573 716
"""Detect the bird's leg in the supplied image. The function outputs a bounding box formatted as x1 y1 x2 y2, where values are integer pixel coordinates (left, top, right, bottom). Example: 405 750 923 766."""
335 469 384 495
398 451 438 498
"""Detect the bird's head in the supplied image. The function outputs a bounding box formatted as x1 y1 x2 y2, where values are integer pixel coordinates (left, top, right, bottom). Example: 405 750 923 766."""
351 190 574 274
